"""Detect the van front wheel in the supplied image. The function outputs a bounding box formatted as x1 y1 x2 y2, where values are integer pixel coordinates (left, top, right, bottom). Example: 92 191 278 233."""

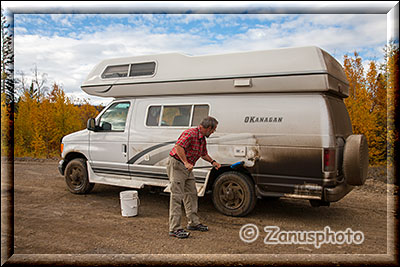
64 158 94 194
212 171 256 216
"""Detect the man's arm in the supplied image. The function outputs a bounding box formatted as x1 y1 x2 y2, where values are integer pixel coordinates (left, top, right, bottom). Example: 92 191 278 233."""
201 154 221 170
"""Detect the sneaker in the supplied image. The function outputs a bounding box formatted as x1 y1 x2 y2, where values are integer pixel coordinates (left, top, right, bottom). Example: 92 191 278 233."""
187 223 209 232
169 229 190 238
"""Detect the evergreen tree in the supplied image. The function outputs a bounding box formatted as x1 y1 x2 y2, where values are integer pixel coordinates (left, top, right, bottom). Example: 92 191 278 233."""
1 8 13 104
1 8 14 157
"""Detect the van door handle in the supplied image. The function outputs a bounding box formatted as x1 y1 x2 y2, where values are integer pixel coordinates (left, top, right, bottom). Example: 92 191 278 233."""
122 144 127 156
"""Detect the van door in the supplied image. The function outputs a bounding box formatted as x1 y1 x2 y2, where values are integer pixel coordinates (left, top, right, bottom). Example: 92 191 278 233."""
88 100 132 179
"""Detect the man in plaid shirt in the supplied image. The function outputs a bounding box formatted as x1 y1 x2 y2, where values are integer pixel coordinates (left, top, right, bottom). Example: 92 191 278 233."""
167 116 221 238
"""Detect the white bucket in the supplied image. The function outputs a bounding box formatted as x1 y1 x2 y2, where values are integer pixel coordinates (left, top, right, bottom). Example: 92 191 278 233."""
120 190 140 217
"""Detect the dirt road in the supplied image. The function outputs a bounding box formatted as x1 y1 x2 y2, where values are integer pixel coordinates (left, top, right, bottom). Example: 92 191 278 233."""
2 159 399 265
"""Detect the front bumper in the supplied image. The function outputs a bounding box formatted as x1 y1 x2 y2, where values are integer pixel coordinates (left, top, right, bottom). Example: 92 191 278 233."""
58 160 65 176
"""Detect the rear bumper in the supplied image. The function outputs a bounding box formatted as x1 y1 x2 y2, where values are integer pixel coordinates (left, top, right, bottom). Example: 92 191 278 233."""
254 175 354 202
324 181 354 202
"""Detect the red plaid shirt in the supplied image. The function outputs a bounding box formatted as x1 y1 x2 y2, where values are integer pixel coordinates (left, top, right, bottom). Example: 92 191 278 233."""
169 126 208 165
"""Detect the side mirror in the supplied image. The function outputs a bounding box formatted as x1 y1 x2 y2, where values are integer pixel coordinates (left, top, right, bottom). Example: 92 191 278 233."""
87 118 96 131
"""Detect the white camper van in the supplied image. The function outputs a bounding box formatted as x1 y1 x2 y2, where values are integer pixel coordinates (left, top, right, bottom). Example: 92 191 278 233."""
59 46 369 216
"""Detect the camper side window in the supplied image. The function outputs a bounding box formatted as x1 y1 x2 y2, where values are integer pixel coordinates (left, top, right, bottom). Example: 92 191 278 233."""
146 104 210 127
102 62 156 79
101 65 129 79
130 62 156 77
98 102 130 132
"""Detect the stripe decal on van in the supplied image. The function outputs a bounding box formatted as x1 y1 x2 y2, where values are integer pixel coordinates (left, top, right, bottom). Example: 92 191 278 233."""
92 167 206 183
127 141 176 164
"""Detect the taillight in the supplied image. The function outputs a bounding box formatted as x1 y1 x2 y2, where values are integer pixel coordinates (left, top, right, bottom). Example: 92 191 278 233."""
324 148 336 172
61 143 64 154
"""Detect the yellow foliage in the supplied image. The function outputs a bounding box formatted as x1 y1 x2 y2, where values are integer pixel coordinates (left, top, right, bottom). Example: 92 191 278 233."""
14 83 100 158
31 128 46 157
343 47 398 165
1 92 11 156
386 44 399 166
14 90 36 156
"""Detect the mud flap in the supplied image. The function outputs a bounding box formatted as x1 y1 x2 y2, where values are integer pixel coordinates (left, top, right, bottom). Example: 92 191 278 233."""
324 182 354 202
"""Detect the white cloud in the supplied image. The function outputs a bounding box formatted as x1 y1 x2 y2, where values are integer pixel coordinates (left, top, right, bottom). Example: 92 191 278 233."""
13 13 389 105
14 22 208 102
14 26 28 34
66 91 113 107
208 14 387 63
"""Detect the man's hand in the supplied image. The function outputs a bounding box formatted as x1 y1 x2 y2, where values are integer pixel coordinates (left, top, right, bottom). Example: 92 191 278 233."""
175 145 193 172
212 161 221 170
184 162 194 172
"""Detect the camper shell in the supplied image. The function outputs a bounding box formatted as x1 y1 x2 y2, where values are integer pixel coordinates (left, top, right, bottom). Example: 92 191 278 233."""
60 46 368 216
81 46 349 98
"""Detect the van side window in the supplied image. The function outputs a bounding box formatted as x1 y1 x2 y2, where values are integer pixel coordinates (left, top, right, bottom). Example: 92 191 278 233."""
98 102 130 132
191 105 210 126
146 106 161 126
162 105 191 126
146 104 210 127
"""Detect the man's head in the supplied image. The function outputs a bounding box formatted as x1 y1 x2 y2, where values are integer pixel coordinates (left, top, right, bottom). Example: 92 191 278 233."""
199 116 218 138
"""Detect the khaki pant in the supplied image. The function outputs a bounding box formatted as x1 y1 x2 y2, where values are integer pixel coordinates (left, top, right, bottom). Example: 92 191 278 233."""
166 157 201 232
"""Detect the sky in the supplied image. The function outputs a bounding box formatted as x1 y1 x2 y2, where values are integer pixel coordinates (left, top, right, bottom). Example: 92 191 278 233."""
3 1 399 105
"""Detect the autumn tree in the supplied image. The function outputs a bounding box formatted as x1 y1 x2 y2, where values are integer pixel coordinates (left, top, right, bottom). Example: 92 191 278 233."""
14 90 39 156
383 42 399 167
74 98 103 128
343 52 378 164
365 60 387 164
14 67 53 156
1 91 10 154
48 83 82 154
343 44 399 166
14 81 101 158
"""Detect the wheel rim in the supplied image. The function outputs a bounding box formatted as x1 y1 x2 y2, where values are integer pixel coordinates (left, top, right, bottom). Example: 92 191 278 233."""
218 181 245 210
66 165 84 189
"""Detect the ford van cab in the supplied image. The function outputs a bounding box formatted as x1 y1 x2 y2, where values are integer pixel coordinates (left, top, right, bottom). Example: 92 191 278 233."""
59 46 369 216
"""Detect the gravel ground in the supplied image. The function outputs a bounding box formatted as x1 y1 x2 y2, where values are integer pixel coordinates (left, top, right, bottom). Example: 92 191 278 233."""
1 158 398 266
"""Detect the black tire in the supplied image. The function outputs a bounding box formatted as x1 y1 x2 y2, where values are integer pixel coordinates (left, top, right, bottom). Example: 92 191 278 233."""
64 158 94 194
212 171 257 216
309 199 330 207
343 134 369 186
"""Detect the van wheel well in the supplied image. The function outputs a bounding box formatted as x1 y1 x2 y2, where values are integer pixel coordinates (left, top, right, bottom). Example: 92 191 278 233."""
62 152 88 174
206 166 254 193
65 152 87 163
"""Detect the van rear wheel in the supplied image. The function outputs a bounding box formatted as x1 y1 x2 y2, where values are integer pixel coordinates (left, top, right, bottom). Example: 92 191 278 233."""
212 171 256 216
65 158 94 194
